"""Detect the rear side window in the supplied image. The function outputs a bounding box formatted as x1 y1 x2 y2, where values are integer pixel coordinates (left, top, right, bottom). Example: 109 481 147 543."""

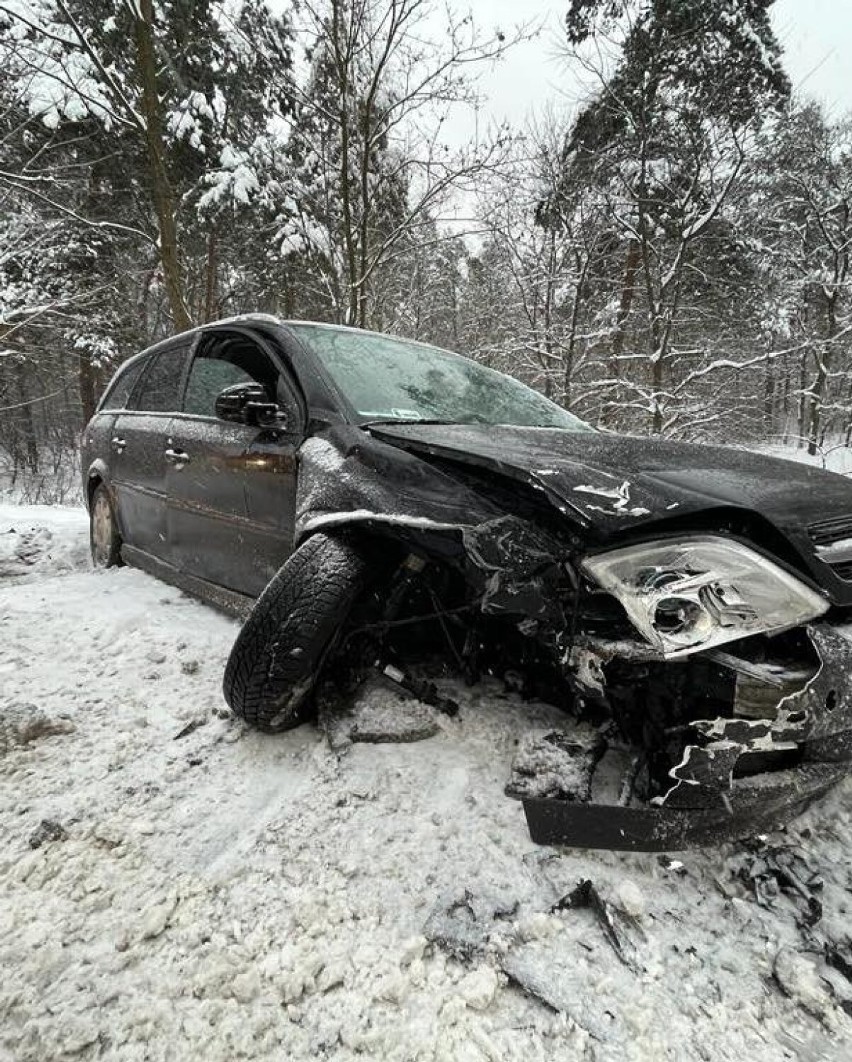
130 345 190 413
98 357 146 411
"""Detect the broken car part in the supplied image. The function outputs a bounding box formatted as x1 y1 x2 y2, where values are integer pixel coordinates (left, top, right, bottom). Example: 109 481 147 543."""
516 624 852 850
582 536 829 657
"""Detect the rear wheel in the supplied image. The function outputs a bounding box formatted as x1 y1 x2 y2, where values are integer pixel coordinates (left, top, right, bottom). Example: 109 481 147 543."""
223 533 368 730
90 484 123 568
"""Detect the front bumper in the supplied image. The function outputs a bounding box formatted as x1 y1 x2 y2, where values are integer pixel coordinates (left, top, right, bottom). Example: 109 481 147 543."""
515 623 852 850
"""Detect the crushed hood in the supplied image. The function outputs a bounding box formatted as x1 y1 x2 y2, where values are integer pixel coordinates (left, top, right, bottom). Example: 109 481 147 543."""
369 423 852 549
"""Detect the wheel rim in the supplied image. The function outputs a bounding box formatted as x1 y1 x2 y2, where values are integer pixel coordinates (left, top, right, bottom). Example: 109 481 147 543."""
91 493 114 566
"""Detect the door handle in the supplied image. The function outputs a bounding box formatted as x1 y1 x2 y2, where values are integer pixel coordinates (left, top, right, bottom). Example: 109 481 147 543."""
164 448 190 465
111 436 126 454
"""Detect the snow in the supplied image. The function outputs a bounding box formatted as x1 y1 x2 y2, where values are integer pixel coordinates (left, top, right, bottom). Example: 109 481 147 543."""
198 143 261 210
754 440 852 477
816 537 852 556
2 503 852 1059
574 480 651 519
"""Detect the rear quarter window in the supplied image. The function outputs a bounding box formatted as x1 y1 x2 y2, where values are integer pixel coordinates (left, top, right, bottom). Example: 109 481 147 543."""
130 344 191 413
98 357 146 411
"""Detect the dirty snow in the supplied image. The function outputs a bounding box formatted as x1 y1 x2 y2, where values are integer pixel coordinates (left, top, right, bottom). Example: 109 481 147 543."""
2 503 852 1060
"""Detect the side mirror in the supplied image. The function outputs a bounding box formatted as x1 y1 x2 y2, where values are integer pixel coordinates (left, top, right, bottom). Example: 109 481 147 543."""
215 382 280 427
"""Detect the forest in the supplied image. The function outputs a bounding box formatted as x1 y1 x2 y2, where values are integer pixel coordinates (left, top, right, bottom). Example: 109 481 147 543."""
2 0 851 498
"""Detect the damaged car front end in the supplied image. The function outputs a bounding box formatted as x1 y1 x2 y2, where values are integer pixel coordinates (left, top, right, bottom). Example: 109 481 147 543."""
288 394 852 849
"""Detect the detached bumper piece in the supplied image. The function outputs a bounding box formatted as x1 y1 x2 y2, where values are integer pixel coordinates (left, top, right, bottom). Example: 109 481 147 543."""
512 624 852 851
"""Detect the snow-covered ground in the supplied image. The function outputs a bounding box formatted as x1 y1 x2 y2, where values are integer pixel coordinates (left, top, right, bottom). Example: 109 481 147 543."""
2 503 852 1061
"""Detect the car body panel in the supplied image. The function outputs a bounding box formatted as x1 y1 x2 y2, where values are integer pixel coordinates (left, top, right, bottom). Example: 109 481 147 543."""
367 422 852 605
165 415 298 597
295 426 505 543
108 411 173 558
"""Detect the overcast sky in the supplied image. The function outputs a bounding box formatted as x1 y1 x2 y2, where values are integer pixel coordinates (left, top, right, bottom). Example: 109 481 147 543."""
462 0 852 133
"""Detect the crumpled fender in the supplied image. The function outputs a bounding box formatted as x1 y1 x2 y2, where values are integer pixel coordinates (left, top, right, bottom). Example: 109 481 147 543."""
296 428 571 607
296 426 500 542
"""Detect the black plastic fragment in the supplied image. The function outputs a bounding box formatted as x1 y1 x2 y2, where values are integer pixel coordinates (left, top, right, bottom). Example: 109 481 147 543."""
553 879 641 971
394 673 459 717
734 839 824 927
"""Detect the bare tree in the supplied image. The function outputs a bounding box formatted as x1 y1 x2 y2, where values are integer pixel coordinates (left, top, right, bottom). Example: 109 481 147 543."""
286 0 526 327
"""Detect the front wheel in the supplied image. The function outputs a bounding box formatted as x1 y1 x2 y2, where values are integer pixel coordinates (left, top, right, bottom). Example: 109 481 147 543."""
222 533 369 730
90 484 123 568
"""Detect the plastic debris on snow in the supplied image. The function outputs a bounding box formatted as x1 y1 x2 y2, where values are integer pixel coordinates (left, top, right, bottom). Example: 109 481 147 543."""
423 888 519 961
730 838 824 928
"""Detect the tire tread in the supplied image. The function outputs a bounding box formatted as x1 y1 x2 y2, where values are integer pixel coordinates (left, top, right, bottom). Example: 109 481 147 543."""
222 533 367 730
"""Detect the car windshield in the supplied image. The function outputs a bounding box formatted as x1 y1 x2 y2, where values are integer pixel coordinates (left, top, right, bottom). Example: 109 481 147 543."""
289 323 594 431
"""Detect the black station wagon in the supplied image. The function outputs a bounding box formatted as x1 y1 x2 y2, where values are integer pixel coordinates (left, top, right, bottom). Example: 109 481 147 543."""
81 315 852 850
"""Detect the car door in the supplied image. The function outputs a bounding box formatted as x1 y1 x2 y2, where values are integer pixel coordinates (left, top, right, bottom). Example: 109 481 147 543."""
165 329 302 597
110 339 192 561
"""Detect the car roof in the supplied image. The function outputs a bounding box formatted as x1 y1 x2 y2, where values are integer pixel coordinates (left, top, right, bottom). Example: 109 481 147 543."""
132 315 401 361
135 314 467 361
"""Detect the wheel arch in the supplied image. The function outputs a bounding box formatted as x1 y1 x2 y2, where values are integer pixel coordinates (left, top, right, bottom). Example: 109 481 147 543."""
85 459 112 511
85 464 127 546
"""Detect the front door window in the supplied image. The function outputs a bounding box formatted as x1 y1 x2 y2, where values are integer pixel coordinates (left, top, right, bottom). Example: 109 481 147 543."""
183 336 280 418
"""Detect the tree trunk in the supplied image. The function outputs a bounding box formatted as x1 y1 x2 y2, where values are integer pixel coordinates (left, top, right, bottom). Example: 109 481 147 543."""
78 350 98 426
807 295 837 455
798 349 809 447
330 0 360 327
133 0 191 332
203 228 218 322
610 239 640 370
13 358 38 473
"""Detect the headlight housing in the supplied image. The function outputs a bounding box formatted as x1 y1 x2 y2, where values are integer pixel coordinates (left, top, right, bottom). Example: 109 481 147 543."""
581 536 829 658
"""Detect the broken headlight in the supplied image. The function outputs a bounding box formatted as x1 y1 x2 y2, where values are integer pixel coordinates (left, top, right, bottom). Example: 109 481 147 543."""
581 536 828 658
